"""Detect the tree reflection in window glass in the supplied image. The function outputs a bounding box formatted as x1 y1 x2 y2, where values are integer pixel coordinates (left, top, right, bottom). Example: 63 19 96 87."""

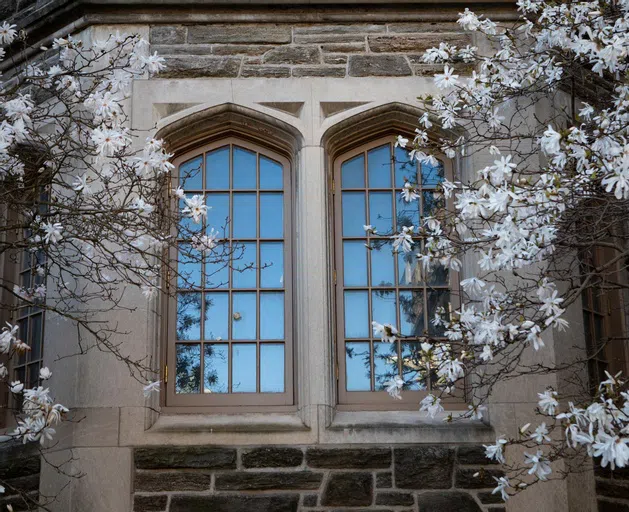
175 144 288 398
338 140 450 395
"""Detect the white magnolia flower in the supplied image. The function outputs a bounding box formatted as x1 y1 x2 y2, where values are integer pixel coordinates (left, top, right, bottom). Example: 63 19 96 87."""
460 277 486 297
143 381 161 397
372 321 398 343
395 135 409 148
434 65 459 89
492 476 511 501
39 367 52 380
530 423 551 443
9 381 24 394
538 389 559 415
592 432 629 470
385 376 404 400
0 22 17 44
420 394 444 418
541 125 562 155
524 450 552 480
392 226 414 253
401 182 419 202
182 195 208 223
484 437 508 463
42 222 63 244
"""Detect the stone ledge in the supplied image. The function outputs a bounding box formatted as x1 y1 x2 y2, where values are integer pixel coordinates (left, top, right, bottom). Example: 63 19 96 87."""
149 412 309 433
329 411 494 442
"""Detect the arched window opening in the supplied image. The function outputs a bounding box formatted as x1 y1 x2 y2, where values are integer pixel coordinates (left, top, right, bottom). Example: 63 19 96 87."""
166 138 293 409
333 136 458 409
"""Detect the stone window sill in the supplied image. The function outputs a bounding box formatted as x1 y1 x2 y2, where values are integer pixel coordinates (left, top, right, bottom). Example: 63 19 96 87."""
149 412 309 433
329 411 494 442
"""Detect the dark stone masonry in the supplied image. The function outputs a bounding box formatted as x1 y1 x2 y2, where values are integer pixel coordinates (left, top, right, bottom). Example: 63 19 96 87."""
132 444 506 512
149 22 472 79
0 443 41 511
595 461 629 512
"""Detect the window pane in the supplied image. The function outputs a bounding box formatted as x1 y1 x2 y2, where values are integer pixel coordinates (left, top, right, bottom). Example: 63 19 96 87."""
346 342 371 391
342 192 366 237
29 314 43 361
260 242 284 288
421 160 444 188
233 146 257 189
179 198 201 236
371 241 394 287
369 192 393 234
21 250 31 271
176 343 201 394
204 292 229 340
206 193 230 237
368 144 391 188
27 362 40 388
399 290 424 336
179 156 203 190
178 244 202 289
17 319 28 366
426 263 449 286
374 341 398 390
341 154 365 188
232 344 257 392
396 193 420 231
260 193 283 238
233 193 257 238
422 191 444 218
398 249 422 286
371 290 396 329
206 244 229 289
206 146 229 190
260 292 284 340
344 291 369 338
427 289 450 336
204 343 228 393
176 292 202 340
232 292 256 340
21 271 30 289
260 156 283 190
233 242 257 288
401 342 427 390
260 344 285 392
394 146 417 188
343 241 367 287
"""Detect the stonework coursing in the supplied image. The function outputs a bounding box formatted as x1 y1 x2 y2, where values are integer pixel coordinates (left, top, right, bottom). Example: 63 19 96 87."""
132 444 505 512
149 23 472 79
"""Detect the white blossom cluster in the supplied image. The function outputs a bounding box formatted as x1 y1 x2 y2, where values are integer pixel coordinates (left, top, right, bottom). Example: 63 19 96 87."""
0 24 192 459
370 0 629 499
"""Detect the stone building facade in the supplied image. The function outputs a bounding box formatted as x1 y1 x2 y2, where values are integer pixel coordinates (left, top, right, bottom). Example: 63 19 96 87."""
0 1 625 511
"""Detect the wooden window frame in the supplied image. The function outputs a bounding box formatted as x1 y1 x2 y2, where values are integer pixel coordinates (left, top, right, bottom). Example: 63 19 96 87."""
331 135 463 411
582 245 629 393
5 174 49 413
163 137 295 412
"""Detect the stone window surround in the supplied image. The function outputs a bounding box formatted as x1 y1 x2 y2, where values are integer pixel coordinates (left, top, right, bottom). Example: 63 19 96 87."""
128 74 492 446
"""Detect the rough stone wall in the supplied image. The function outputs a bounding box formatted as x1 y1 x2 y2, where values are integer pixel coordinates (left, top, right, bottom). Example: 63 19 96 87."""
0 443 41 511
1 0 56 24
149 23 472 79
595 464 629 512
132 444 506 512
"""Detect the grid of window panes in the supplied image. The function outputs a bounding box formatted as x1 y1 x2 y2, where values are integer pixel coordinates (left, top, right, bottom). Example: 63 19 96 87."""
14 245 46 392
175 144 286 395
581 254 626 394
339 142 449 393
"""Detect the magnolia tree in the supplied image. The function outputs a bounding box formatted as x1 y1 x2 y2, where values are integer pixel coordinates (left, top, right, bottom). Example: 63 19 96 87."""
371 0 629 501
0 25 237 506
